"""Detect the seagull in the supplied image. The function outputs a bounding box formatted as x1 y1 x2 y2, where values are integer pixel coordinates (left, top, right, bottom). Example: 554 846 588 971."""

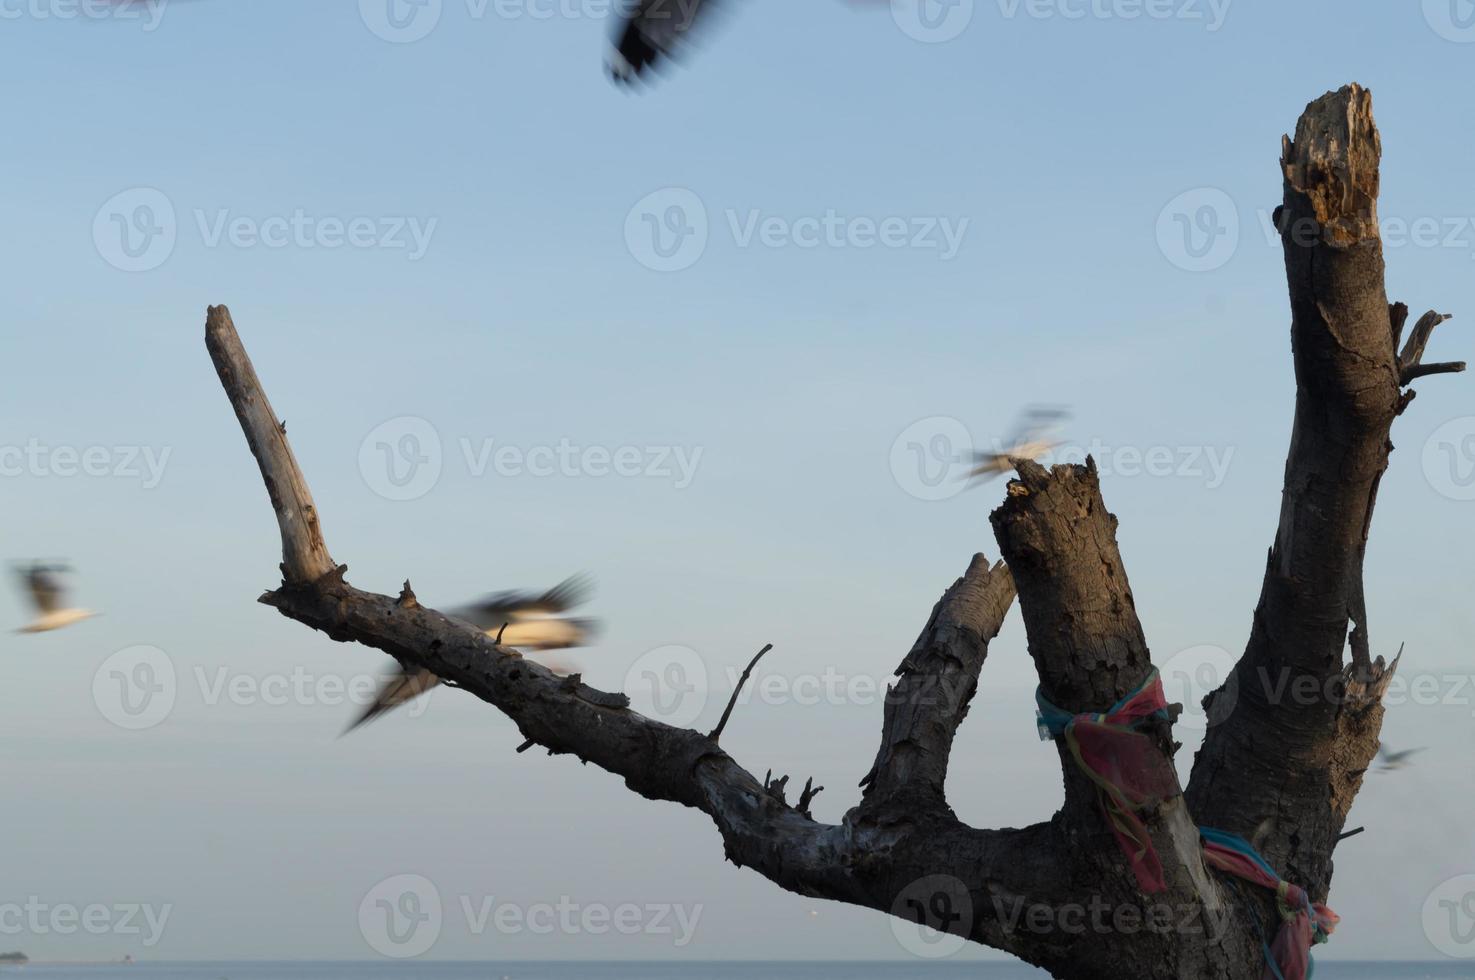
343 575 598 734
450 573 599 650
12 562 99 633
1376 743 1425 772
966 407 1070 481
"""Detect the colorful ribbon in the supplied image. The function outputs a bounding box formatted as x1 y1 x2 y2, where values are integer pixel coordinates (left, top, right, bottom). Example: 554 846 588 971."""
1035 673 1338 980
1036 669 1180 893
1200 828 1338 980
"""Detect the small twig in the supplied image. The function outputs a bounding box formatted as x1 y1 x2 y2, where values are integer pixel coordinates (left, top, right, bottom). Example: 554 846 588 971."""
1337 826 1366 842
516 739 535 753
495 622 509 644
798 777 824 818
1401 360 1466 384
1396 310 1460 385
763 771 790 805
708 643 775 742
1389 302 1410 354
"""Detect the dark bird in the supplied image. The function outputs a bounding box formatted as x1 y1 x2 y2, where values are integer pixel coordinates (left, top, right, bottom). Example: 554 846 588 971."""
1376 743 1425 772
12 562 99 633
607 0 719 84
343 575 598 734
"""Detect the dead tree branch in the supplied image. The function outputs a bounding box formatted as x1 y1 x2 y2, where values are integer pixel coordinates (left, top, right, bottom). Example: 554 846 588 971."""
708 643 775 742
1185 84 1463 896
204 82 1455 980
205 304 1081 969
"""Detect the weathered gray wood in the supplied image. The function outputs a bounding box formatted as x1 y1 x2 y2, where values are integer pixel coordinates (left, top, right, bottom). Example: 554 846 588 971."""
859 552 1015 814
205 305 337 586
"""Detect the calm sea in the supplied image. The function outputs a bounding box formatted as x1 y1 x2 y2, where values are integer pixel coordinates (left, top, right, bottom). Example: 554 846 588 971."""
0 963 1468 980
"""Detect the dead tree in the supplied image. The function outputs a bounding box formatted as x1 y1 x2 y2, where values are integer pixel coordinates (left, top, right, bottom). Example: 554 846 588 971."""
206 84 1460 979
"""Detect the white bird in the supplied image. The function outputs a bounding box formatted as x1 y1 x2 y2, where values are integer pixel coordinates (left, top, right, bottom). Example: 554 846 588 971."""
13 562 99 634
966 407 1070 481
1376 743 1424 772
344 575 599 734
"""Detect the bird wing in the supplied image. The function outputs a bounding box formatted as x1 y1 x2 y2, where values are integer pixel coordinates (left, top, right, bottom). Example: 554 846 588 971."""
20 566 66 615
608 0 722 83
1003 406 1070 452
454 573 594 629
343 666 440 735
496 617 599 652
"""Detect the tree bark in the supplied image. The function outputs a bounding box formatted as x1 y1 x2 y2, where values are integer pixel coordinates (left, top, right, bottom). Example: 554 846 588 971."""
1184 84 1459 901
204 83 1459 979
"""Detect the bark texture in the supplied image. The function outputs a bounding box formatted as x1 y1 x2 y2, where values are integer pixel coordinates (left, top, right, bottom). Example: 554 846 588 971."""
206 84 1459 980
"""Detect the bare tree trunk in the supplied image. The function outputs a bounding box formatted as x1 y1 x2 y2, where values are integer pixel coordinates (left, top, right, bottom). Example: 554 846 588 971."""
204 83 1460 980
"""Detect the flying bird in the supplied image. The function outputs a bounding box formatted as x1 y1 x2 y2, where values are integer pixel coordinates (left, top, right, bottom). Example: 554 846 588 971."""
449 573 598 649
608 1 892 86
12 562 99 634
966 406 1070 481
343 575 598 734
1376 743 1425 772
607 0 720 84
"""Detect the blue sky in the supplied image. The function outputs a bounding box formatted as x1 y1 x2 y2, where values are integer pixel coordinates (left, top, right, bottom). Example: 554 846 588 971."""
2 0 1475 965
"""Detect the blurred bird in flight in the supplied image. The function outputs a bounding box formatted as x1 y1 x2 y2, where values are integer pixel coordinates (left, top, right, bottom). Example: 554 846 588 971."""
1376 743 1424 772
344 574 598 734
966 406 1070 482
609 0 892 86
12 562 99 634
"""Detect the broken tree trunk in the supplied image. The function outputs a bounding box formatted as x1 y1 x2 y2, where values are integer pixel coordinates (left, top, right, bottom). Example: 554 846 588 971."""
207 83 1458 980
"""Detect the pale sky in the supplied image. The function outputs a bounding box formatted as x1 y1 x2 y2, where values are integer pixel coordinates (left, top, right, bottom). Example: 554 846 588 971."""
2 0 1474 966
